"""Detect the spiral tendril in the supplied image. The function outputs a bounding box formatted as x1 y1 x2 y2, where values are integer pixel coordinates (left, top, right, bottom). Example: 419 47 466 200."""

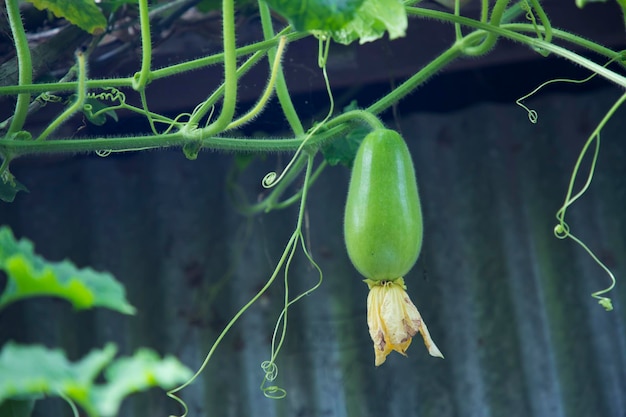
35 92 63 105
515 99 538 124
553 222 569 239
516 56 618 124
87 87 189 135
553 221 616 311
262 171 278 188
257 157 324 402
88 87 126 104
262 36 334 190
260 361 286 399
261 360 278 380
552 96 622 311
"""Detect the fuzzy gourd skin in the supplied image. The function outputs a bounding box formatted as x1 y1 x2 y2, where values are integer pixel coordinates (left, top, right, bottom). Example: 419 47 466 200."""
344 129 423 281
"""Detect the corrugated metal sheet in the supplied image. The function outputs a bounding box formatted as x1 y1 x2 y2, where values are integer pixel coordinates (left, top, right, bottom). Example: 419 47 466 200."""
1 87 625 417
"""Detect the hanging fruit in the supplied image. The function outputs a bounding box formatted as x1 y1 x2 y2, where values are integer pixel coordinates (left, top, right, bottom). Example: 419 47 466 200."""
344 128 443 366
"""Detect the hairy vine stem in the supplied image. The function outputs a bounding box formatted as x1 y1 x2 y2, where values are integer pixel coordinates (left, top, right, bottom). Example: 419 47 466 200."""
226 37 288 130
0 31 306 97
460 0 510 56
406 7 626 89
5 0 32 134
185 0 238 135
132 0 153 91
258 0 304 136
0 6 624 159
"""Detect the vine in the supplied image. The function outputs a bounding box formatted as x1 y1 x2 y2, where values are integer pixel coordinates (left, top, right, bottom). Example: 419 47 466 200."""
261 35 336 190
553 93 626 311
166 151 325 414
5 0 32 134
515 55 623 123
2 3 625 157
258 153 324 399
36 49 88 141
166 34 340 413
515 54 626 309
1 0 625 414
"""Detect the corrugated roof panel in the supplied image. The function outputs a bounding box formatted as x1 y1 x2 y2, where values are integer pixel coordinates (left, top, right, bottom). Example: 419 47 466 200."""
1 87 625 417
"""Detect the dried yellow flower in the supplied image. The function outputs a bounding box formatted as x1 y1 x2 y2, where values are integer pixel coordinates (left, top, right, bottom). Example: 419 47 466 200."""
365 278 443 366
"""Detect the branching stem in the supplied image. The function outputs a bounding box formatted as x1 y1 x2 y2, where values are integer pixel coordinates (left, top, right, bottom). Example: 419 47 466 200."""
36 51 88 141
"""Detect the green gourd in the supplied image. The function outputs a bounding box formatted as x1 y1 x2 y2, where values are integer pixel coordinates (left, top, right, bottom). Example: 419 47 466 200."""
344 129 423 281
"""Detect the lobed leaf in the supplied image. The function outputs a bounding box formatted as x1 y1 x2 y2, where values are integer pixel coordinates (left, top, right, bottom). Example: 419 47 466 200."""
0 226 135 314
0 343 117 406
330 0 408 45
92 349 194 417
0 344 193 416
27 0 107 35
263 0 366 32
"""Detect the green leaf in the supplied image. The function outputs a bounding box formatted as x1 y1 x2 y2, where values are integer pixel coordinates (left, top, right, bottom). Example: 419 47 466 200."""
0 226 135 314
0 171 29 203
330 0 408 45
321 124 368 167
92 350 194 417
263 0 366 32
26 0 107 34
0 343 117 406
0 343 193 417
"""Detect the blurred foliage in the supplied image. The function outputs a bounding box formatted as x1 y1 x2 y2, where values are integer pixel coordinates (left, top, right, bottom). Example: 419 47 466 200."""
0 226 135 314
26 0 108 34
0 343 193 417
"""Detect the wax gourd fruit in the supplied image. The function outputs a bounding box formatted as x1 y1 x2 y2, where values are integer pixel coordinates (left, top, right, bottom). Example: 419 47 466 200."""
344 129 422 281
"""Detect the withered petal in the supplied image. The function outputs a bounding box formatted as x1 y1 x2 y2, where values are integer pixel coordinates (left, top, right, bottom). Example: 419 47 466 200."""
365 278 444 366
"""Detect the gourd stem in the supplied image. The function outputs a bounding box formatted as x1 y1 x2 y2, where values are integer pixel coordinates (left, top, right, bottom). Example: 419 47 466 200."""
323 109 384 131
